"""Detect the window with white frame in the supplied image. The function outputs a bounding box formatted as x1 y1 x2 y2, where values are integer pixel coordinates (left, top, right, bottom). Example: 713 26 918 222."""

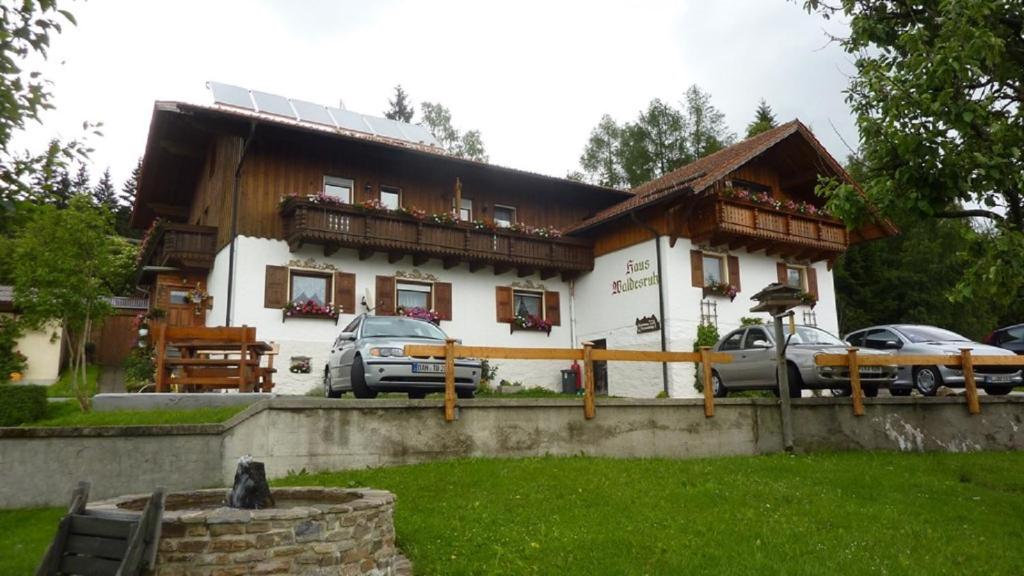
290 270 332 305
786 265 807 290
323 176 354 203
702 254 725 286
396 281 432 310
380 186 401 210
513 289 543 319
493 205 516 228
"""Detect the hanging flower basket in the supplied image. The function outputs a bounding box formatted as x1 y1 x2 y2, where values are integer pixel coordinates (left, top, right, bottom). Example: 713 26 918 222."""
396 306 441 325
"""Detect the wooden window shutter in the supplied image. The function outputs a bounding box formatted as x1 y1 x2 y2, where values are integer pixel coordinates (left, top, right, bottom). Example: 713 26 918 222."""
727 256 741 292
264 265 288 308
544 291 561 326
375 276 396 316
495 286 513 322
690 250 704 288
807 267 819 300
434 282 452 321
777 262 788 284
333 272 356 315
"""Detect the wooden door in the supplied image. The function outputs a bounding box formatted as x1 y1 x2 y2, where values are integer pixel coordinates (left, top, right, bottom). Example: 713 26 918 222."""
92 311 138 366
154 274 209 328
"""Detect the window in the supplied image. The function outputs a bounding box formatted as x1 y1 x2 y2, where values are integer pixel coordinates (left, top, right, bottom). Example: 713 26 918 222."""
493 205 516 228
452 197 473 220
323 176 354 203
864 328 901 350
801 309 818 327
168 290 189 305
720 330 744 351
513 289 543 318
743 328 769 348
396 281 432 310
290 271 331 305
380 186 401 210
785 265 806 290
702 254 725 286
700 299 718 326
846 331 866 347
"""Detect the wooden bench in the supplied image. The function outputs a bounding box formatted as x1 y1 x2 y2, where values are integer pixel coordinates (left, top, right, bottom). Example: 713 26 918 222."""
37 482 164 576
154 325 271 392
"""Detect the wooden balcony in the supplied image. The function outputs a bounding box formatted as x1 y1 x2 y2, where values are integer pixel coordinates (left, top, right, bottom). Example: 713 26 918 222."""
139 223 217 272
281 199 594 277
690 196 849 261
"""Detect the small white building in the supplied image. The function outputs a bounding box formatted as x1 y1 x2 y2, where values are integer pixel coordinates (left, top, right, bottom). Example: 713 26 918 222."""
132 85 892 397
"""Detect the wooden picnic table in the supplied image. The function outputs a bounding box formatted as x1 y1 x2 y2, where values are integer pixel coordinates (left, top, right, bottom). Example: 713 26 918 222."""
154 326 277 393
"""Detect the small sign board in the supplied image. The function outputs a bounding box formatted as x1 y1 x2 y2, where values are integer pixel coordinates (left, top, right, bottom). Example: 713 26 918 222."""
636 315 661 334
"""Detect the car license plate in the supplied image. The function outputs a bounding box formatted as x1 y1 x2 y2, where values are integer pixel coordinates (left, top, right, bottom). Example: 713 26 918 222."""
860 366 883 374
985 374 1012 383
413 363 445 374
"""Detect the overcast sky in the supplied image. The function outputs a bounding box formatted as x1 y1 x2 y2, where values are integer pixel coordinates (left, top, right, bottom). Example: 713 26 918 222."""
16 0 856 188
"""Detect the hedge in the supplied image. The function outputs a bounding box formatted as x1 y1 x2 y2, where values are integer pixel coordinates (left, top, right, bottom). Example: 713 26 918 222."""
0 384 47 426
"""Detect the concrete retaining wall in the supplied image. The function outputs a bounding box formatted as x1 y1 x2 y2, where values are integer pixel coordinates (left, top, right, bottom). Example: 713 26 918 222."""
2 397 1022 508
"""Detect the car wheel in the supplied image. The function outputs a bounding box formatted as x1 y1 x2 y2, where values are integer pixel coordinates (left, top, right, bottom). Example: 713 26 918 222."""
711 370 728 398
408 391 427 399
781 363 803 398
913 366 941 396
324 366 341 399
456 389 475 399
890 388 911 397
983 385 1012 396
350 356 378 399
862 385 879 398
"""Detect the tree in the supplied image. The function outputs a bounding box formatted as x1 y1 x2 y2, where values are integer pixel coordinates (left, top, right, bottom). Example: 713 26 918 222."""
620 99 687 187
419 102 488 162
10 198 136 410
683 85 734 159
116 158 142 237
746 99 778 138
578 115 627 188
70 164 90 198
92 168 117 210
805 0 1024 306
384 85 415 123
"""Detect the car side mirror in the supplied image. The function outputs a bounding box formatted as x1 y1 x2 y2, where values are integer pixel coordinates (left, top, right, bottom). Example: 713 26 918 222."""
337 332 356 341
883 340 902 350
751 339 771 348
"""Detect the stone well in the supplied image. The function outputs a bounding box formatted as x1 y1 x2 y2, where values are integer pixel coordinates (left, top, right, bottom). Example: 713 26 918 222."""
91 487 403 576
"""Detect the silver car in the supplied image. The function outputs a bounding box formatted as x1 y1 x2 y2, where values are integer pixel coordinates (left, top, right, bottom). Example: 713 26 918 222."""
844 324 1023 396
324 314 481 399
702 324 897 398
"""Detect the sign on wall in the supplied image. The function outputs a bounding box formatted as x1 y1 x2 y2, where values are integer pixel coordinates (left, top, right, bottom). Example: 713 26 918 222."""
635 315 660 334
611 259 660 295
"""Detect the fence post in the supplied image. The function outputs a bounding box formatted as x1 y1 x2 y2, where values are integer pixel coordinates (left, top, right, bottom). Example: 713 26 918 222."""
444 338 456 422
847 347 864 417
961 348 981 415
583 342 595 420
700 346 714 418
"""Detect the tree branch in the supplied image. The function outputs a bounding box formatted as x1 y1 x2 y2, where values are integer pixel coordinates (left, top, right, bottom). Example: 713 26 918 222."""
935 209 1005 221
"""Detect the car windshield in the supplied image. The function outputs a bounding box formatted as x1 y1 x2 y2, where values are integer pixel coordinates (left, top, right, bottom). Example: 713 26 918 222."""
786 326 846 346
360 316 447 340
896 325 970 343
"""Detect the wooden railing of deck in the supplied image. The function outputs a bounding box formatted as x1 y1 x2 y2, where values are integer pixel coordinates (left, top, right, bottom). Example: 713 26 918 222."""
692 197 848 252
143 223 217 270
281 199 594 272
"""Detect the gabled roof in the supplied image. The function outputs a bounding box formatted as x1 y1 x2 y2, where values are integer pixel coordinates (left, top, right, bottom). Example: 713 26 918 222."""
569 120 876 234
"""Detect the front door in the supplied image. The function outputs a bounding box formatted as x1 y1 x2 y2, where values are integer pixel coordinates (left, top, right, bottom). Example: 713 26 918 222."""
153 274 209 329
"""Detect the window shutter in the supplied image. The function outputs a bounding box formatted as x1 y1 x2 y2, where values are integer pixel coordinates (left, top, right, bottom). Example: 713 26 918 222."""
264 265 288 308
690 250 704 287
333 272 356 315
807 267 819 300
777 262 788 284
727 255 741 292
544 291 561 326
375 276 396 316
495 286 513 322
434 282 452 321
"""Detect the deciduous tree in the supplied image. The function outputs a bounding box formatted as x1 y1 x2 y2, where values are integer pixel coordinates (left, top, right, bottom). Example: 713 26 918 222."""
419 101 488 162
578 115 627 189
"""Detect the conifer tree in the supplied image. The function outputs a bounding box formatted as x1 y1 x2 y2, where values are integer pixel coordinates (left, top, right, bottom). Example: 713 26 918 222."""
746 99 778 138
384 85 415 123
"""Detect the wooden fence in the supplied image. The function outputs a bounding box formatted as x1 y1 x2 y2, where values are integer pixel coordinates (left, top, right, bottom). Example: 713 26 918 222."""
404 340 733 422
815 347 1024 416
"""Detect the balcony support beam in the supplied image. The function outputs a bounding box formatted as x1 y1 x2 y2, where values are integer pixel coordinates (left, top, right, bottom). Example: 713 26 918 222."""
443 258 460 270
540 268 558 280
387 252 404 264
412 254 430 267
469 261 487 273
493 264 512 276
324 243 340 257
358 248 375 261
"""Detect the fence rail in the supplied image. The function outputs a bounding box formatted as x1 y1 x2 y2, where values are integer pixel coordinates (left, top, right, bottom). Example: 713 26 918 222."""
404 341 733 422
815 347 1024 416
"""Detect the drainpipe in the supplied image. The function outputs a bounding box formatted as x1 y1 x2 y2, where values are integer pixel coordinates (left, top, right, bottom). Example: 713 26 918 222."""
630 212 669 396
225 122 257 327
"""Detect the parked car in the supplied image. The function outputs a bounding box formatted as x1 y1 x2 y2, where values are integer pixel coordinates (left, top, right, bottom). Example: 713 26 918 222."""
701 324 898 398
844 324 1023 396
984 323 1024 355
323 314 481 399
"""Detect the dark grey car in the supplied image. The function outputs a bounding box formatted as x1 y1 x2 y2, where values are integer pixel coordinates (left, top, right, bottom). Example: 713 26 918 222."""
324 315 481 399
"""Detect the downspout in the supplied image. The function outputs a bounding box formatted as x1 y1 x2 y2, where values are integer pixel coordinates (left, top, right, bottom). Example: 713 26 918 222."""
225 122 257 327
630 212 669 396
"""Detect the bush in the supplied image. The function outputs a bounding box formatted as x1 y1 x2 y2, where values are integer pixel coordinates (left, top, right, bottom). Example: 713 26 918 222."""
122 346 155 392
0 384 47 426
692 323 721 393
0 316 27 383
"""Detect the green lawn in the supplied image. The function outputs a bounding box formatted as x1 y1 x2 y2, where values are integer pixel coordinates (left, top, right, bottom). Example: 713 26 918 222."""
46 364 100 398
20 400 247 427
4 453 1022 575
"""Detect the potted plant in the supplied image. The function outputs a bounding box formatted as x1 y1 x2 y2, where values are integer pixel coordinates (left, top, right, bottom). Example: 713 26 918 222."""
511 314 553 335
703 281 738 301
396 306 441 325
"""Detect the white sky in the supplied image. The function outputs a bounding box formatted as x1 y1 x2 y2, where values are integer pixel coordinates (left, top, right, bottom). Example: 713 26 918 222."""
14 0 856 188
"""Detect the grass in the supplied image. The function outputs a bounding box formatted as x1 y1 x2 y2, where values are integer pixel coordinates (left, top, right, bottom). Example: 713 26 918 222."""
3 453 1023 574
17 400 247 427
46 364 100 398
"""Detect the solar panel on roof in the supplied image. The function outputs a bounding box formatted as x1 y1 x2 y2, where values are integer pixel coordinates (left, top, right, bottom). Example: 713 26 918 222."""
363 116 408 141
397 123 440 146
291 99 335 127
328 107 373 133
207 82 254 110
251 90 296 119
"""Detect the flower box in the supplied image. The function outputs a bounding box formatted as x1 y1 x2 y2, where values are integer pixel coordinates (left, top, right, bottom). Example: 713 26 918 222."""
283 300 340 322
703 282 738 301
396 306 441 325
510 314 552 335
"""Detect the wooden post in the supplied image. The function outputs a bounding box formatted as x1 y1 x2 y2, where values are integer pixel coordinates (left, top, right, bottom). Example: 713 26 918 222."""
444 338 456 422
154 324 167 393
454 178 462 221
700 346 715 418
583 342 595 420
847 347 864 417
961 348 981 415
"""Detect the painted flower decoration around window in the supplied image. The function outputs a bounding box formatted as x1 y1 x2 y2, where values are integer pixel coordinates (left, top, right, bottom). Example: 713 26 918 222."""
704 281 739 302
513 314 553 334
396 306 441 325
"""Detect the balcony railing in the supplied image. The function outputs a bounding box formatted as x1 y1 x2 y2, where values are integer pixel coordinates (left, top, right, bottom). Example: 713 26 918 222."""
138 223 217 272
690 196 849 259
281 199 594 275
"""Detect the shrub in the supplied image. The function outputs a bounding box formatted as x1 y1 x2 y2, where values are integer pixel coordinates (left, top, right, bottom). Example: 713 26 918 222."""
0 316 27 383
0 384 47 426
692 323 721 393
122 346 155 392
